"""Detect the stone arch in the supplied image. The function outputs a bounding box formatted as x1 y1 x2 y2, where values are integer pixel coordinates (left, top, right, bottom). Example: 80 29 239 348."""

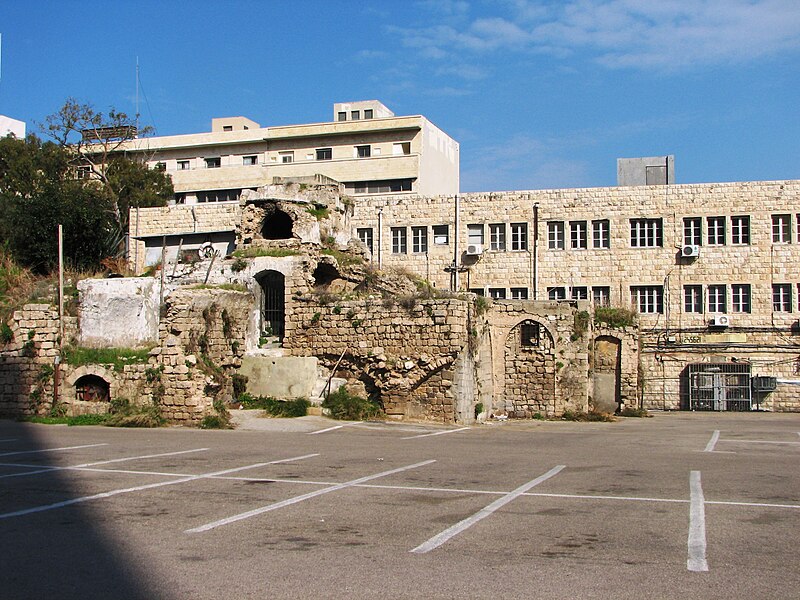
65 365 117 414
255 269 286 340
592 335 622 413
261 207 294 240
75 375 110 403
503 319 556 417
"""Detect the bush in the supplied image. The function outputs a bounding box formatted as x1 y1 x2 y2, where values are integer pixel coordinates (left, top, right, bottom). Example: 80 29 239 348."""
594 306 636 328
619 406 650 417
322 387 381 421
239 393 309 418
200 414 230 429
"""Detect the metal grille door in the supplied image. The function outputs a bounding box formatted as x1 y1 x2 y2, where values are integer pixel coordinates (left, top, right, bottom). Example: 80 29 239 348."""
687 363 751 411
257 270 285 340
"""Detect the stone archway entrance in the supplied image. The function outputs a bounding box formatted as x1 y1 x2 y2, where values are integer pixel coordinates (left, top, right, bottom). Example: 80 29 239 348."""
75 374 110 403
503 319 556 417
255 270 285 340
592 336 621 413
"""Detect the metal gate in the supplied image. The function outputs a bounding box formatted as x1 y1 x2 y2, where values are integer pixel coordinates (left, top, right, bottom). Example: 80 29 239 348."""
687 363 751 411
256 270 285 340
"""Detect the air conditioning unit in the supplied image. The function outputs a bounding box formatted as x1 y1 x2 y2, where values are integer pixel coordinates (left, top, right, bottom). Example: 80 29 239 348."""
711 315 730 327
682 245 700 258
466 244 483 256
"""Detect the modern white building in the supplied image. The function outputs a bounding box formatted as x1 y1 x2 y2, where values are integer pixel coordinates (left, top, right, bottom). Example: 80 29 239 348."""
0 114 25 138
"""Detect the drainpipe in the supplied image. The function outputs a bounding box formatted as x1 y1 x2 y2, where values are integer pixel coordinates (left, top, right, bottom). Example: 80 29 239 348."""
377 207 383 269
532 202 539 300
453 195 460 292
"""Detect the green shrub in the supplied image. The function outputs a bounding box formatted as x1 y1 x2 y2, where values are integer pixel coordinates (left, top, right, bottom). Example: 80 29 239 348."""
594 306 636 328
238 394 309 417
533 412 545 420
572 310 590 340
232 374 248 399
306 205 330 220
62 346 151 372
619 406 650 417
474 402 484 418
0 322 12 344
232 248 300 259
200 414 230 429
231 257 248 273
322 387 381 421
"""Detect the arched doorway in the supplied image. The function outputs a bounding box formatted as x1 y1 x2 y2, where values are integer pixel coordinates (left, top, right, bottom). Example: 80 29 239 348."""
592 336 622 413
261 208 294 240
504 319 556 417
75 374 111 403
255 270 285 340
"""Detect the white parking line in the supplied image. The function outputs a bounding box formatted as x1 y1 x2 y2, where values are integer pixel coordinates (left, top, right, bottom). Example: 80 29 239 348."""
704 430 720 452
0 439 18 443
687 470 708 572
0 443 107 458
722 440 800 445
402 427 470 440
0 448 210 480
410 465 566 554
0 453 318 521
307 422 362 435
187 459 436 533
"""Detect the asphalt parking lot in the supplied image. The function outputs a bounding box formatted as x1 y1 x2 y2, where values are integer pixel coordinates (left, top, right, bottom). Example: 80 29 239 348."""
0 412 798 599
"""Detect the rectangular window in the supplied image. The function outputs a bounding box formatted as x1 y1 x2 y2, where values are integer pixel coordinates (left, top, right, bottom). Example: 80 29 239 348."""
356 145 371 158
467 224 484 247
470 288 485 296
708 284 727 313
571 286 588 301
773 214 791 243
347 179 413 194
683 217 702 246
489 288 506 300
731 216 750 245
337 111 347 122
548 287 567 301
204 157 221 169
592 220 610 249
731 284 751 313
411 226 428 253
222 125 233 132
630 218 663 247
279 151 293 164
489 223 505 251
510 223 528 250
707 216 726 245
631 285 664 314
684 285 702 313
548 222 565 250
178 160 190 171
393 142 411 155
315 148 332 161
510 288 528 300
520 322 540 347
592 286 610 307
391 227 407 254
364 109 374 119
196 189 241 203
570 221 588 249
433 225 449 245
351 110 360 120
773 283 792 312
357 228 373 254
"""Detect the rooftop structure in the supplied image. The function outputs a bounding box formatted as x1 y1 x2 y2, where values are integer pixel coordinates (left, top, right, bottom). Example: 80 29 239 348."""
0 114 25 138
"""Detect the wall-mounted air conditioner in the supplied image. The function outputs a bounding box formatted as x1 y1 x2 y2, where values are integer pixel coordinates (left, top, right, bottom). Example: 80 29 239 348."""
466 244 483 256
711 315 730 327
682 245 700 258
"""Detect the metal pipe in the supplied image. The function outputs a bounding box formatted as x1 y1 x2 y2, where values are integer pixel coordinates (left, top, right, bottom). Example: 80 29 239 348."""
532 203 539 300
454 195 460 291
377 207 383 269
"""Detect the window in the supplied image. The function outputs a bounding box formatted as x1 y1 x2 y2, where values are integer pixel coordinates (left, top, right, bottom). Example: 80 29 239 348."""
510 223 528 251
592 286 610 307
683 217 702 246
548 287 566 301
548 222 565 250
223 125 233 132
196 189 240 203
364 109 374 119
178 160 190 170
570 221 588 249
279 151 294 164
470 288 485 296
684 285 702 313
511 288 528 300
393 142 411 155
467 224 484 247
571 286 588 301
630 218 662 247
708 284 727 313
204 157 221 169
489 223 505 251
773 283 792 312
489 288 506 300
592 220 610 249
243 155 258 166
357 228 373 254
433 225 449 245
707 216 726 245
315 148 332 161
520 321 540 347
631 285 664 313
174 193 186 205
351 110 361 120
337 111 347 122
773 214 791 243
76 166 91 179
346 179 413 194
411 226 428 253
731 284 751 313
391 227 407 254
731 216 750 245
355 145 371 158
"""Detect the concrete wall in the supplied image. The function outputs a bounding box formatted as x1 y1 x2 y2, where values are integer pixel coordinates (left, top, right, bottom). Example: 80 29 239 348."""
78 278 160 348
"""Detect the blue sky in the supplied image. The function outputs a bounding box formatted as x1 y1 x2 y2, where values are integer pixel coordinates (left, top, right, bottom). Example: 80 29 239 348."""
2 0 799 191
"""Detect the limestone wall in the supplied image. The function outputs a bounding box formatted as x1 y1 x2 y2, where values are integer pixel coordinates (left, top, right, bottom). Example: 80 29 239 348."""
78 277 161 348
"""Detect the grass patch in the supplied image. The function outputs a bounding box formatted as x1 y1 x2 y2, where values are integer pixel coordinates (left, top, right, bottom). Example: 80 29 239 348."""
322 387 381 421
21 414 112 426
559 409 617 422
191 283 248 292
619 406 650 417
594 306 636 328
61 346 151 372
239 393 309 417
232 248 300 259
306 205 330 220
320 248 363 267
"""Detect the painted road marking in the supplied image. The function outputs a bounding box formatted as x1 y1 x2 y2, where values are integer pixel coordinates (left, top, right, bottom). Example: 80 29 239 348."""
0 448 210 480
704 430 721 452
410 465 566 554
0 453 318 521
721 439 800 446
688 470 708 572
307 422 362 435
0 443 107 458
0 439 18 443
187 459 436 533
402 427 470 440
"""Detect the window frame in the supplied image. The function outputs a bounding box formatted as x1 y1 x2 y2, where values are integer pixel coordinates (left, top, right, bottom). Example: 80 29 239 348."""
411 226 428 253
489 223 506 251
684 285 703 313
707 284 727 314
706 216 726 246
592 286 610 307
630 218 663 248
355 145 371 158
204 157 221 169
357 228 374 255
570 220 588 250
510 223 528 251
773 283 792 312
433 225 449 245
592 219 610 249
510 288 528 300
731 215 750 245
631 285 664 314
731 284 751 313
772 214 791 243
683 217 702 246
547 287 567 301
315 148 332 161
548 221 565 250
391 227 407 254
